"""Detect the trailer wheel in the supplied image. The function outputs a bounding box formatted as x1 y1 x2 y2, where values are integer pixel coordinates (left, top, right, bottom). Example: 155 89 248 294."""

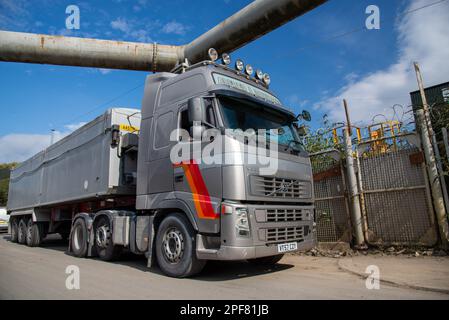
17 218 28 244
94 216 122 261
71 219 88 257
10 218 19 243
247 254 284 266
155 213 206 278
26 219 43 247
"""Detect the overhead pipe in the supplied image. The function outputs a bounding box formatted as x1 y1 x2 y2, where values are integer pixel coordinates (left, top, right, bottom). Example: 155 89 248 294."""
0 0 328 72
183 0 328 63
0 31 182 72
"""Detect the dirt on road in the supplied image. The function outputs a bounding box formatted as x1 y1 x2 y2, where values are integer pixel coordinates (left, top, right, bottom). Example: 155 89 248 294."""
0 234 448 300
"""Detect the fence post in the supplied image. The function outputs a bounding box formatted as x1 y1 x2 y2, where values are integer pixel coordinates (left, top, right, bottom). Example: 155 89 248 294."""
414 62 449 248
442 128 449 162
431 132 449 220
343 100 365 246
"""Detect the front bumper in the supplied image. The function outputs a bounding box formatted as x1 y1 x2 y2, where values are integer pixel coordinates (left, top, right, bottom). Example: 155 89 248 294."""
197 236 316 260
196 201 317 261
0 224 9 232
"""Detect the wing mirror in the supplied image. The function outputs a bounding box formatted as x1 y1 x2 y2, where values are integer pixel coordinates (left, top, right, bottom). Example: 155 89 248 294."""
187 97 206 140
188 97 205 124
300 110 312 122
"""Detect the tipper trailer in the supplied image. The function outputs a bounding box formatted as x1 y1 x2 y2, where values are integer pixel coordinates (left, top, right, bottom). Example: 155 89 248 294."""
7 52 316 277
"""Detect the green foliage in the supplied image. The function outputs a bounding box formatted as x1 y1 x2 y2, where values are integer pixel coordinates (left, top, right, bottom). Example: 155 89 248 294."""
301 122 344 154
0 162 19 207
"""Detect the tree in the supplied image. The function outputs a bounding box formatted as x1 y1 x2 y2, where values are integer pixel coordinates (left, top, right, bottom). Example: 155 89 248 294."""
0 162 19 207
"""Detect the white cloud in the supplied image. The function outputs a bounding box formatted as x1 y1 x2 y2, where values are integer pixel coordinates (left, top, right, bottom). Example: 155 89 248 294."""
314 0 449 125
133 0 148 11
98 68 112 75
110 17 154 42
111 17 130 33
162 21 188 35
286 94 309 109
64 122 86 131
0 0 30 30
128 29 152 42
0 122 86 163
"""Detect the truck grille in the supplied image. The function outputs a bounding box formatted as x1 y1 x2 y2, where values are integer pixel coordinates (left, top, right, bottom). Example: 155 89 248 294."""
250 176 311 199
266 209 304 222
266 226 304 243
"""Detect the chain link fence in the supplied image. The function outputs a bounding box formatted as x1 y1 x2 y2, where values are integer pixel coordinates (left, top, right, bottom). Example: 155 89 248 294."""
356 134 437 246
311 150 352 243
307 121 439 247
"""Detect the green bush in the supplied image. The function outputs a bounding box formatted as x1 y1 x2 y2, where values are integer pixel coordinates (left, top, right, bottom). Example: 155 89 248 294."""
0 163 19 207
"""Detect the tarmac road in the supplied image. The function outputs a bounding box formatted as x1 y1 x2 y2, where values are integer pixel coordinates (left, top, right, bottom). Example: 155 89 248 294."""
0 234 448 300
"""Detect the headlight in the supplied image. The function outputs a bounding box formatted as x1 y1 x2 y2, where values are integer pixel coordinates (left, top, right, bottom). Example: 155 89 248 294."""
255 69 264 80
235 59 244 71
208 48 218 61
222 53 231 65
235 208 250 237
245 64 254 76
263 73 271 86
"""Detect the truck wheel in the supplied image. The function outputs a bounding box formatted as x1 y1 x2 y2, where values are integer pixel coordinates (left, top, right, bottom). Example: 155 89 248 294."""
26 219 43 247
17 218 28 244
155 213 206 278
247 254 284 266
71 218 88 257
10 219 19 243
94 216 122 261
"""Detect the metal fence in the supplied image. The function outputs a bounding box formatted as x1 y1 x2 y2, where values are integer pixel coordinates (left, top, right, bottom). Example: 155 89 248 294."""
311 150 352 243
356 133 438 246
310 131 439 247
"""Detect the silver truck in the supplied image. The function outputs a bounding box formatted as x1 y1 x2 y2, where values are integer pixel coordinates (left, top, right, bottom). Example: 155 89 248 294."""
7 51 316 277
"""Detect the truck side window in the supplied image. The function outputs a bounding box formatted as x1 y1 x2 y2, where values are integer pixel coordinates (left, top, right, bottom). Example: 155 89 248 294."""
154 111 173 149
178 109 190 141
204 99 216 127
179 109 190 131
177 99 216 141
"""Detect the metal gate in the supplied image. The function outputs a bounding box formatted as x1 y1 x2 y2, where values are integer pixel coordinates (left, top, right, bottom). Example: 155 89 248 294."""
356 133 438 246
311 150 352 243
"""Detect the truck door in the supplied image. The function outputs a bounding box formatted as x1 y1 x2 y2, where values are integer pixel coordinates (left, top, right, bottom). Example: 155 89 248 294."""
148 110 174 194
173 99 222 234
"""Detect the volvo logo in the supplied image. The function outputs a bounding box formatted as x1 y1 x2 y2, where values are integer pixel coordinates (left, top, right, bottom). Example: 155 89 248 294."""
267 180 298 197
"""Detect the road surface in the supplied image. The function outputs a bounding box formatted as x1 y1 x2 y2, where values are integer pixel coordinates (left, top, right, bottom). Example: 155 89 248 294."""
0 234 447 300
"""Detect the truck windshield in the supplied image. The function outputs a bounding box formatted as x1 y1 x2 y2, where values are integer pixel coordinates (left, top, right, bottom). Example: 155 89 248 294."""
219 97 304 152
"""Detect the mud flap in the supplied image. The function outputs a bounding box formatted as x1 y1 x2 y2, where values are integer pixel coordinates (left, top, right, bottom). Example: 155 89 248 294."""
146 215 156 268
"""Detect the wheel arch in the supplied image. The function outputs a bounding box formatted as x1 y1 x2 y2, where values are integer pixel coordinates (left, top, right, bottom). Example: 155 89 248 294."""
154 199 199 231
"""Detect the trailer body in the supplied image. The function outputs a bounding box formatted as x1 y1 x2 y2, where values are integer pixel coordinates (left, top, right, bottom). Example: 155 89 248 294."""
8 109 141 212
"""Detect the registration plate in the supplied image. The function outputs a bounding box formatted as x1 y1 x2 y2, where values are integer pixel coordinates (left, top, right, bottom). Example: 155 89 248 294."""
277 242 298 253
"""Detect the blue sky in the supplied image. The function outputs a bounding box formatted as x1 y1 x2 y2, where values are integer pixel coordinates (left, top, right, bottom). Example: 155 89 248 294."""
0 0 448 162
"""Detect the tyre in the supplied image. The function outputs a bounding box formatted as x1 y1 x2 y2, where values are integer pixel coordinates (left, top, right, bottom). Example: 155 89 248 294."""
10 218 19 243
155 213 206 278
94 216 121 261
26 219 43 247
17 218 28 244
71 218 88 257
247 254 284 266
